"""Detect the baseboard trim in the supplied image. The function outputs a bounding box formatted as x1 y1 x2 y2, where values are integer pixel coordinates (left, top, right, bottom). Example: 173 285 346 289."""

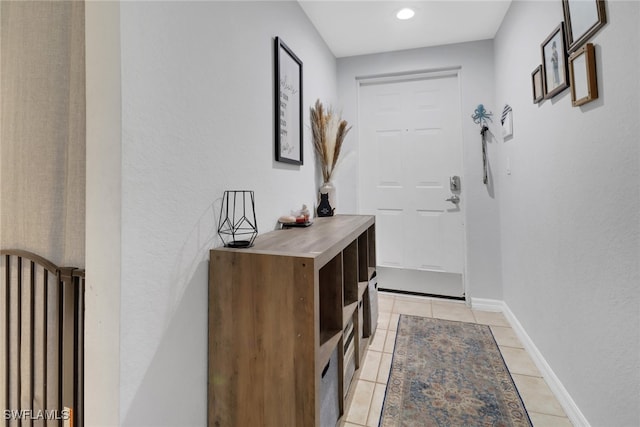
470 298 591 427
469 297 503 312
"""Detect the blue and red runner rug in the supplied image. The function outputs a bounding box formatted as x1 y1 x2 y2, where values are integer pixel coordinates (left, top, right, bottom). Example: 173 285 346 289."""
380 315 532 427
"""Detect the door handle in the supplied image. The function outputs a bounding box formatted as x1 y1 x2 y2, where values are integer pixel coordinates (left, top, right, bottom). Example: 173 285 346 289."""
446 195 460 205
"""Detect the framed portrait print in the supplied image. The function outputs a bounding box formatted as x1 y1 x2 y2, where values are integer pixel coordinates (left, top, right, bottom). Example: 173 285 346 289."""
569 43 598 107
274 37 303 165
541 23 569 99
531 65 544 104
562 0 607 53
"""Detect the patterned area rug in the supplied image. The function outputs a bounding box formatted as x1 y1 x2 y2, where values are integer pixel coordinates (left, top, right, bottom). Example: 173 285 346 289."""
380 315 532 427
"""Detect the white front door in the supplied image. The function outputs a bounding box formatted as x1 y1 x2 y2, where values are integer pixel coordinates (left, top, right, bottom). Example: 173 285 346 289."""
358 71 465 297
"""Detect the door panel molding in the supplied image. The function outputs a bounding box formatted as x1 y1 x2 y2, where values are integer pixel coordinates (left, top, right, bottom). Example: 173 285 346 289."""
356 66 462 86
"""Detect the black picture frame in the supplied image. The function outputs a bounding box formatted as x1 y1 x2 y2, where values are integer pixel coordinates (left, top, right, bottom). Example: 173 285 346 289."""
274 37 303 165
531 65 544 104
541 23 569 99
562 0 607 53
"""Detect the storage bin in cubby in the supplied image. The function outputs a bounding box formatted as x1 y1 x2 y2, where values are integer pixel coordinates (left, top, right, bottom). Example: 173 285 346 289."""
364 274 378 338
320 347 340 427
343 313 356 397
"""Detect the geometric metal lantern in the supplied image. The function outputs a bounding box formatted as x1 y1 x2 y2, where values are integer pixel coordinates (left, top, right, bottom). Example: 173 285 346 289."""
217 190 258 248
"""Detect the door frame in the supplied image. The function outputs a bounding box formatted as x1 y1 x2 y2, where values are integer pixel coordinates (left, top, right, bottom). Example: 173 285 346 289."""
355 67 470 301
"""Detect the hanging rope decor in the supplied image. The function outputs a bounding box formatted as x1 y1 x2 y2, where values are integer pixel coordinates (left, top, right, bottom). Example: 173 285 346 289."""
471 104 493 185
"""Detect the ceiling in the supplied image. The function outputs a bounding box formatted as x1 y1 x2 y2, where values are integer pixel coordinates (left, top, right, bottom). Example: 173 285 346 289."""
298 0 512 58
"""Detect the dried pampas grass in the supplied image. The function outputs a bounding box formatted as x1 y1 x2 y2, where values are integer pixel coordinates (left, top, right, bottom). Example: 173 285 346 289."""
311 99 351 183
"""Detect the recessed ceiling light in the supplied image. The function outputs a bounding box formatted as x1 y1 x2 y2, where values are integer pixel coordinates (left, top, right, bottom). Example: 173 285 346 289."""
396 8 415 20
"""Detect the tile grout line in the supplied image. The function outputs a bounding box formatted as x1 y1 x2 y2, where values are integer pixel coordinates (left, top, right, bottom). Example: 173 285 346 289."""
356 379 378 427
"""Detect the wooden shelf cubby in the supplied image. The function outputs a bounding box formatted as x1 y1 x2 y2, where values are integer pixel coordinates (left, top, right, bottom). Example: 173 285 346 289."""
208 215 377 427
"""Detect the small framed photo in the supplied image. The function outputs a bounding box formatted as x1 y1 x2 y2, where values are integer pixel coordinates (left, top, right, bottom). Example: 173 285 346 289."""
569 43 598 107
501 104 513 139
274 37 303 165
562 0 607 53
531 65 544 104
541 23 569 99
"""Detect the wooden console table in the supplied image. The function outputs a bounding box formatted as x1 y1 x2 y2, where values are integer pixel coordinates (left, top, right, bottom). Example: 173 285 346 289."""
208 215 377 427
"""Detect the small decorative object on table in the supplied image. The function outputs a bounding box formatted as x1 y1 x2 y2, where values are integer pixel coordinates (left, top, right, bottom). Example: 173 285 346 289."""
311 99 351 215
471 104 493 185
217 190 258 248
317 192 334 217
279 204 313 227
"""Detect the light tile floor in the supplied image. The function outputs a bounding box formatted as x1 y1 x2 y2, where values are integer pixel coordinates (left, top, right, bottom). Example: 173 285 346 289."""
340 292 573 427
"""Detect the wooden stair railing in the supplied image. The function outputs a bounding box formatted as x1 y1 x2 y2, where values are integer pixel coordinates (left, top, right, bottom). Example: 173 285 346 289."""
1 250 84 427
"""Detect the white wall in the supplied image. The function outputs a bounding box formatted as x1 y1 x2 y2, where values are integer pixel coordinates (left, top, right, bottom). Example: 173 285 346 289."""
337 40 503 300
87 2 336 425
494 1 640 425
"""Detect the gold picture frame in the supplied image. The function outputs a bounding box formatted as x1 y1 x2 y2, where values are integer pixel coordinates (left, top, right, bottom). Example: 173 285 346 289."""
569 43 598 107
